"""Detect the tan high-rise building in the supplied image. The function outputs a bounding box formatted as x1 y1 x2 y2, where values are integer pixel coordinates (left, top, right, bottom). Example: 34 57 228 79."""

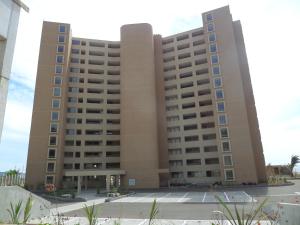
26 6 266 191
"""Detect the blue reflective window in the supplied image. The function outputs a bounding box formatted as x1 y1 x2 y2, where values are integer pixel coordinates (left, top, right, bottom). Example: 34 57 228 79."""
58 35 65 43
214 77 222 88
215 89 224 99
206 13 213 21
51 112 59 121
207 23 214 32
56 55 64 64
54 76 62 85
212 66 220 75
211 55 219 64
72 39 81 45
209 33 216 42
52 99 60 109
59 25 66 33
53 87 61 97
57 45 64 53
55 65 63 74
217 102 225 112
209 44 217 53
218 114 227 125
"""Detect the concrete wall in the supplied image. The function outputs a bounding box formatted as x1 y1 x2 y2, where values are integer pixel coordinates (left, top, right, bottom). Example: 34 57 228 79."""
278 203 300 225
120 23 160 188
0 0 21 141
0 186 50 223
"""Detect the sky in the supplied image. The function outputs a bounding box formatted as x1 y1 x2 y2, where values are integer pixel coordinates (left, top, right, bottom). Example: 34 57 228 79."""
0 0 300 172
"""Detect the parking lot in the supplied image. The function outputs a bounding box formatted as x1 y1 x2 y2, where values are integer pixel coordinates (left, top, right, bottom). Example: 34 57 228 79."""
113 191 254 203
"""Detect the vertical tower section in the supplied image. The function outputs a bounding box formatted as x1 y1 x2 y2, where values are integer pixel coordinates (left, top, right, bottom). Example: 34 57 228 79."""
120 23 160 188
26 22 71 189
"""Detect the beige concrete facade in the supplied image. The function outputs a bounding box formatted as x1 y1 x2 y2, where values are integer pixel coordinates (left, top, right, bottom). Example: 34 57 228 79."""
26 6 266 191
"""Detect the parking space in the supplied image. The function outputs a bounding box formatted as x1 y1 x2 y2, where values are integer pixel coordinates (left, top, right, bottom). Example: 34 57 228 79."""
113 191 254 203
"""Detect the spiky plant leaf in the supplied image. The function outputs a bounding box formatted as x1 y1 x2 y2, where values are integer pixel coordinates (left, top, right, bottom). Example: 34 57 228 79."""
148 199 159 225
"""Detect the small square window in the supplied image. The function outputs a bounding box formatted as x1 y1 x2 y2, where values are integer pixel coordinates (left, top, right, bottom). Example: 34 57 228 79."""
220 127 229 139
208 33 216 42
50 123 58 133
58 35 65 43
51 112 59 121
47 162 55 172
213 77 222 88
54 76 62 85
222 141 231 152
49 136 57 146
218 114 227 125
45 175 54 184
55 65 63 74
215 89 224 99
212 66 220 76
52 99 60 109
225 169 235 181
59 25 66 33
211 55 219 64
53 87 61 97
206 13 213 21
57 45 64 53
209 43 217 53
56 55 64 64
216 102 225 112
223 155 233 166
207 23 214 32
48 148 56 159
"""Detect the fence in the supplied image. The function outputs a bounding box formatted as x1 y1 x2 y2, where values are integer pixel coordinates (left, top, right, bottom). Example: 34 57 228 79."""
0 174 25 186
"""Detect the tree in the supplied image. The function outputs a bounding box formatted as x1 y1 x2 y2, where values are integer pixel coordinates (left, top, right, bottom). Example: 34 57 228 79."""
288 155 300 177
5 169 19 176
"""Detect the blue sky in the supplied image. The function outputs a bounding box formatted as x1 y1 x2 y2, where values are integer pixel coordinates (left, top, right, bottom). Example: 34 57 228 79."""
0 0 300 172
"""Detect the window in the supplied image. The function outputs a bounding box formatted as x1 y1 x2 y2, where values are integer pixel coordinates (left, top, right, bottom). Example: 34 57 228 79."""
50 123 58 133
67 107 76 113
209 43 217 53
185 135 199 142
206 13 213 21
47 162 55 172
186 147 200 153
217 102 225 112
213 77 222 88
211 55 219 64
51 112 59 121
223 155 233 166
215 89 224 99
55 65 63 74
48 148 56 159
45 176 54 184
207 23 214 32
71 58 79 63
59 24 66 33
220 127 229 139
225 169 235 181
72 39 80 45
53 87 61 97
49 136 57 146
222 141 231 152
66 129 75 135
57 45 64 53
58 35 65 43
218 114 227 125
52 99 60 109
208 33 216 42
71 48 80 54
212 66 220 75
54 76 62 85
56 55 64 64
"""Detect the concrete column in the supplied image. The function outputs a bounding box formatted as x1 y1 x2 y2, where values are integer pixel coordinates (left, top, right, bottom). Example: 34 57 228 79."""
77 176 81 195
106 175 110 192
84 177 87 190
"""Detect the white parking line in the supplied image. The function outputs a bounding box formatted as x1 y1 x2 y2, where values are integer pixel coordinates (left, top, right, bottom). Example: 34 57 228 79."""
177 192 189 202
135 193 155 202
137 219 147 225
224 192 230 202
202 192 207 202
295 192 300 195
157 192 171 201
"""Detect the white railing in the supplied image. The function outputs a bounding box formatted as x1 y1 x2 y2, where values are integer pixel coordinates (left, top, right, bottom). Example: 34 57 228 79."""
0 174 25 186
